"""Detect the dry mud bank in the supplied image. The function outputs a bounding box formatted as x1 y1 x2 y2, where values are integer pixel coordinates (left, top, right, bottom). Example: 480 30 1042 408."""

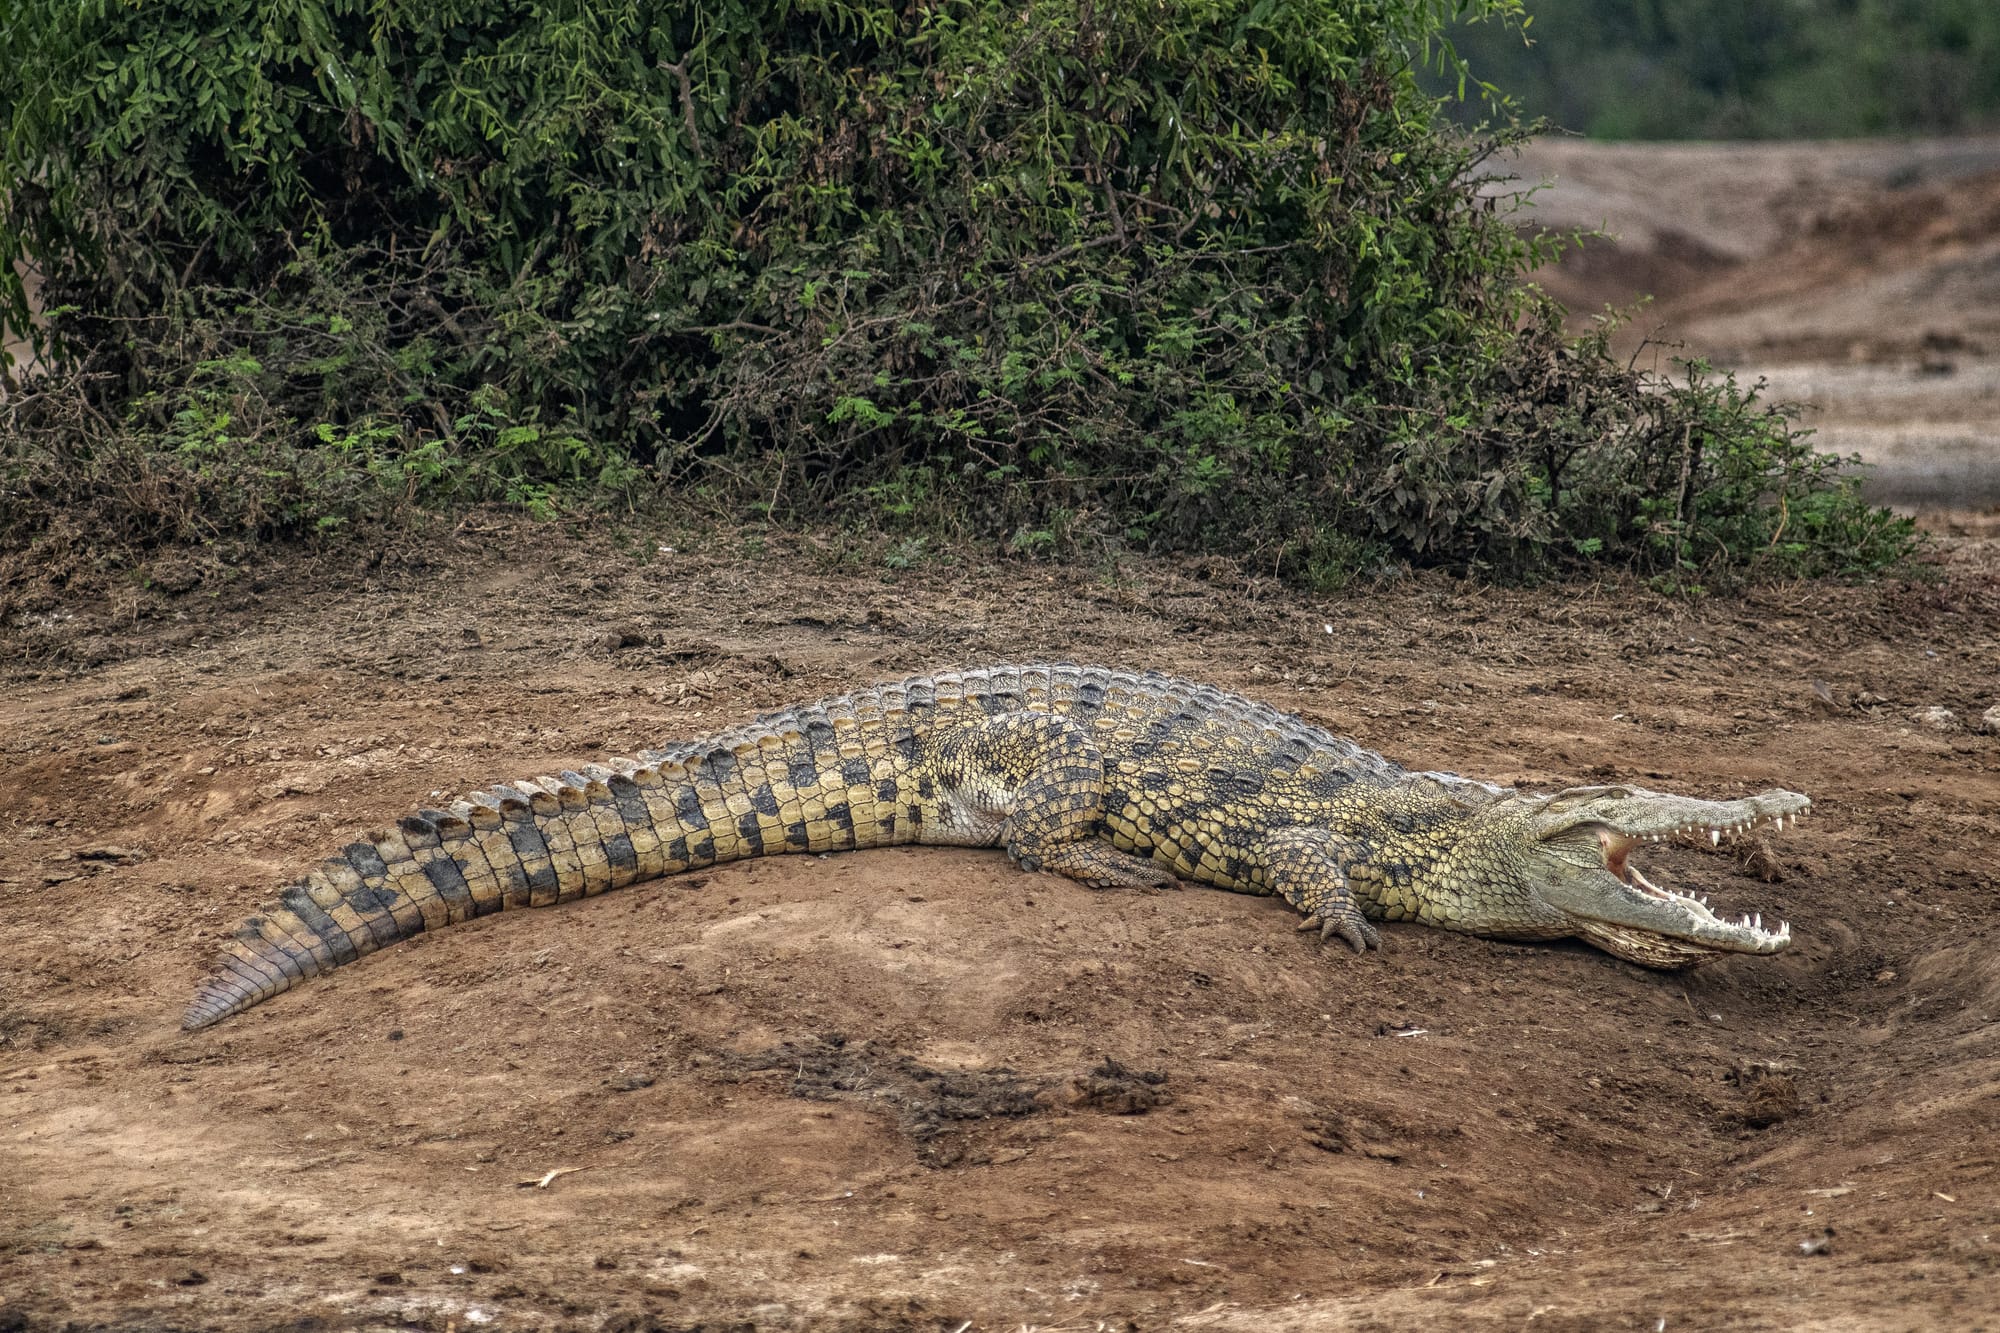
3 530 1998 1330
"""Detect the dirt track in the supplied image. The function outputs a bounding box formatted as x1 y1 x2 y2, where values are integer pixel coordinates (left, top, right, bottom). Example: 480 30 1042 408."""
8 138 2000 1330
4 526 1999 1330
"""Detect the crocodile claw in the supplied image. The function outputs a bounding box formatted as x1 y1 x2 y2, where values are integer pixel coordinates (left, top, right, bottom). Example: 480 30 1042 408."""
1298 909 1382 954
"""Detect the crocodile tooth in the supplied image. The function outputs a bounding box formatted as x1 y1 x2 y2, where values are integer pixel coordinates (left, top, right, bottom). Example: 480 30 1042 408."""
1710 828 1721 846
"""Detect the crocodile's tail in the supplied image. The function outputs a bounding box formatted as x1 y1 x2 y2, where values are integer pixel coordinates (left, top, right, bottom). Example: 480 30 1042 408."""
183 713 919 1029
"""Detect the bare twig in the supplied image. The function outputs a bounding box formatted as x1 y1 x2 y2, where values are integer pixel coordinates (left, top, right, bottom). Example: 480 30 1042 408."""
517 1165 592 1189
659 56 702 157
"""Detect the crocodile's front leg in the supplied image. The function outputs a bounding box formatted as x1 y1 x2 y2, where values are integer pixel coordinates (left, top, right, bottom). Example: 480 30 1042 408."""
1260 828 1382 954
922 712 1181 891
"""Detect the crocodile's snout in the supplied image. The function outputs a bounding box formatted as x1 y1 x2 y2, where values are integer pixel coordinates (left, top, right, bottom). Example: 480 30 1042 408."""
1539 791 1812 966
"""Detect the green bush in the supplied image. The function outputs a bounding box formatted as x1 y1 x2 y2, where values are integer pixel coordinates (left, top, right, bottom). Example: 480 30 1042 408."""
0 0 1911 584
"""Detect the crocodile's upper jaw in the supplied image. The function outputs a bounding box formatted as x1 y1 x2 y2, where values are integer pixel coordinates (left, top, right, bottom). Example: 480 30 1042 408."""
1525 785 1812 969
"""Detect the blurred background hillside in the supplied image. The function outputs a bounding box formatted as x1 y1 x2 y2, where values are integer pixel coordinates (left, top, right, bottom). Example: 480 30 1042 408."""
1444 0 2000 139
1458 2 2000 511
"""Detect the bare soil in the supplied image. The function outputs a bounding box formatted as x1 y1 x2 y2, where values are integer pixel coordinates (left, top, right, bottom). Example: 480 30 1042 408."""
4 525 2000 1332
8 137 2000 1331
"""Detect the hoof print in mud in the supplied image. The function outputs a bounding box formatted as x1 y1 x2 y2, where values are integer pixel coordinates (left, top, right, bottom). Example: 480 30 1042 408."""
717 1036 1170 1167
1304 1114 1407 1163
1064 1056 1172 1115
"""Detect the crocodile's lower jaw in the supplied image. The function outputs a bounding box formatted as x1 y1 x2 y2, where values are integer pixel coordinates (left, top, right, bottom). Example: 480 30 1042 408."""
1581 816 1798 966
1575 918 1769 969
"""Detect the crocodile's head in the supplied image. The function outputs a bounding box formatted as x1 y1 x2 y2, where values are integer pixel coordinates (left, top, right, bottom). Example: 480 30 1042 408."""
1432 783 1810 967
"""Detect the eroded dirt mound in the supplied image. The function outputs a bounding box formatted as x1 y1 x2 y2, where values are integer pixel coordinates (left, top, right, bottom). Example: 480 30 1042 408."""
1503 134 2000 360
3 530 1998 1330
710 1036 1169 1169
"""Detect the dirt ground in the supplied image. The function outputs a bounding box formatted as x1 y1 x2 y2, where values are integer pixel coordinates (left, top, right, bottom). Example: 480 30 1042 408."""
6 141 2000 1331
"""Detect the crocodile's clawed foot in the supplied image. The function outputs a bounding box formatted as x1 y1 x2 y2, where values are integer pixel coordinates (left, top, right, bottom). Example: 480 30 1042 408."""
1297 908 1382 955
1102 871 1186 895
1104 862 1185 895
1031 843 1184 893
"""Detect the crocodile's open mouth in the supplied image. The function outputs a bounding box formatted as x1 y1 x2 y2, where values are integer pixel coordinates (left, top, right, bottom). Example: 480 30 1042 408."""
1583 803 1806 962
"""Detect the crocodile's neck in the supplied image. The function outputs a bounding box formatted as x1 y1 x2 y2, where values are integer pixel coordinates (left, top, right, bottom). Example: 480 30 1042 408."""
1331 777 1560 939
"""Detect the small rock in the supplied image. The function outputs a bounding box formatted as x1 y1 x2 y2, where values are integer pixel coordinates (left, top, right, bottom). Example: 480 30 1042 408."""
1738 839 1786 884
1912 706 1960 733
1808 680 1839 712
75 845 146 864
596 626 649 653
1981 705 2000 735
1798 1228 1835 1257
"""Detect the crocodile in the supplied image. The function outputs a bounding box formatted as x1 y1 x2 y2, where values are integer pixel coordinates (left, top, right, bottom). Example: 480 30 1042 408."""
183 663 1808 1029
